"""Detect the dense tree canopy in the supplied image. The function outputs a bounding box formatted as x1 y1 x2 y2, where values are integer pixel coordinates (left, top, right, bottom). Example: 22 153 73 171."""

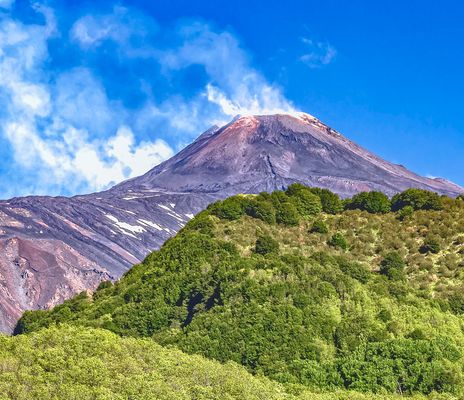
346 191 391 214
309 187 344 214
391 188 443 211
13 185 464 399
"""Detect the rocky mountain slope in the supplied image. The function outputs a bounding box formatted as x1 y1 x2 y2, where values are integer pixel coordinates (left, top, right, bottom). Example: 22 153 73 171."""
0 112 462 332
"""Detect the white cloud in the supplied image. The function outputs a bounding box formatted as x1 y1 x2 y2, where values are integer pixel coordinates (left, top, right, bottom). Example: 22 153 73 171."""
162 23 295 118
300 37 337 68
71 5 157 57
0 5 297 197
71 7 130 47
0 0 14 10
0 6 174 196
5 121 173 192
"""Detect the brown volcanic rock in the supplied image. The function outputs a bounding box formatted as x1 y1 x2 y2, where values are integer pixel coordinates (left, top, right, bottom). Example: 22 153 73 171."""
0 112 462 333
124 113 463 197
0 192 212 332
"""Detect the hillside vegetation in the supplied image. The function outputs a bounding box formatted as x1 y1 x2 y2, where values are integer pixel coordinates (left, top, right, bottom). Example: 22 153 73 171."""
14 186 464 398
1 326 452 400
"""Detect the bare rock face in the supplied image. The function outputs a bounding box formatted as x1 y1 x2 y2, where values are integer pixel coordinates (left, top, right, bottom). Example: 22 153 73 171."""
124 113 463 197
0 113 462 333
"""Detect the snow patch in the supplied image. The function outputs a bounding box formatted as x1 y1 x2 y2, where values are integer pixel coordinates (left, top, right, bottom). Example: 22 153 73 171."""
138 219 163 231
105 214 146 238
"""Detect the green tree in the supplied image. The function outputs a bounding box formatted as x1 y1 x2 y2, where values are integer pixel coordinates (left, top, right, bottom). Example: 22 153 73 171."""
309 187 344 214
210 197 247 220
328 233 348 250
380 252 406 280
345 191 391 214
286 183 322 216
310 220 329 234
391 188 443 211
254 235 280 255
245 199 276 224
275 201 300 226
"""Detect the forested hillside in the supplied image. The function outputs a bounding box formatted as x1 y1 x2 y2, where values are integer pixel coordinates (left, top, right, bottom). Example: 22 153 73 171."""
14 186 464 398
0 326 451 400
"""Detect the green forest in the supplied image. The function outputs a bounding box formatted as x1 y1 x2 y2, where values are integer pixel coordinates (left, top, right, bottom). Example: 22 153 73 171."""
7 185 464 399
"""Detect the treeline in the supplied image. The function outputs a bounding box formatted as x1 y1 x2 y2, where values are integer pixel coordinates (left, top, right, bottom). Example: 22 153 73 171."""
209 184 452 227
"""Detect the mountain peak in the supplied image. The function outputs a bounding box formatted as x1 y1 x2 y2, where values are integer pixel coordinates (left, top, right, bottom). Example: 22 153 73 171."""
117 112 463 198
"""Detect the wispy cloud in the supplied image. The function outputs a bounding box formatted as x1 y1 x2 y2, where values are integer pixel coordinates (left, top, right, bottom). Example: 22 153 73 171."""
0 3 294 198
300 37 337 68
160 22 295 121
0 0 14 10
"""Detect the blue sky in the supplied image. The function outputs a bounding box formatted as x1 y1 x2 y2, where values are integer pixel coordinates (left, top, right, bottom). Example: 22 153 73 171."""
0 0 463 198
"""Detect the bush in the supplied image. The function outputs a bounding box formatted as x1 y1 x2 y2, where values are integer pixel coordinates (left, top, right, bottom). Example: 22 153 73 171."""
380 252 406 280
310 220 329 234
338 260 370 283
286 183 322 216
420 236 441 254
210 197 247 220
275 201 300 226
254 235 280 255
448 287 464 314
397 205 414 220
246 199 276 224
391 189 443 211
328 233 348 250
345 191 391 214
309 187 343 214
96 280 113 291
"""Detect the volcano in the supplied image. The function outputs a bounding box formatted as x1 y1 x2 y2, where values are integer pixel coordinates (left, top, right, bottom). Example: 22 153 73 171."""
0 112 462 332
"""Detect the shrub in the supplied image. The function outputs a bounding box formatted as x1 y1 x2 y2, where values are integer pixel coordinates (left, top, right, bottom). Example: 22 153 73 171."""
254 235 280 255
345 191 391 214
328 233 348 250
96 280 113 291
380 252 406 280
338 260 370 283
210 197 247 220
391 188 443 211
420 236 441 254
246 199 276 224
185 212 214 234
310 220 329 234
275 201 300 226
309 187 343 214
448 287 464 314
397 205 414 220
286 183 322 216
